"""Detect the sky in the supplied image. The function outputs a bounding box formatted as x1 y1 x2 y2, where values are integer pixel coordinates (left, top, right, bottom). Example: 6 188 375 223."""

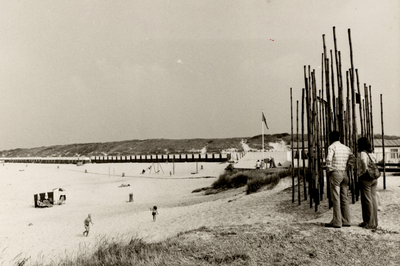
0 0 398 150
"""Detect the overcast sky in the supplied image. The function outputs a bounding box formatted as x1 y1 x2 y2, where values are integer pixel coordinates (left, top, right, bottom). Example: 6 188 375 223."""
0 0 398 150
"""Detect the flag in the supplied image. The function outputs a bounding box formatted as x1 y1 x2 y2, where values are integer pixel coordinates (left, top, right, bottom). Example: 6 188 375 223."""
262 112 269 129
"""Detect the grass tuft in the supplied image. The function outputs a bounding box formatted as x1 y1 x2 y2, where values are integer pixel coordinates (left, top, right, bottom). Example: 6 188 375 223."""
210 167 292 195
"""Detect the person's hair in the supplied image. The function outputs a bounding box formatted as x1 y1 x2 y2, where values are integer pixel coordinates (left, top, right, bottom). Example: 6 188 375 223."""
357 137 373 153
329 131 340 143
153 206 157 210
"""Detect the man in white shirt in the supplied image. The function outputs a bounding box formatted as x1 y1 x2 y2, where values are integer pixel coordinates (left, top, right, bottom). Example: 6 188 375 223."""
325 131 353 228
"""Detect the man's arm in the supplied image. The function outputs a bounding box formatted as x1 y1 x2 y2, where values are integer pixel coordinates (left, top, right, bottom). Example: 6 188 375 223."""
346 152 356 171
325 146 334 172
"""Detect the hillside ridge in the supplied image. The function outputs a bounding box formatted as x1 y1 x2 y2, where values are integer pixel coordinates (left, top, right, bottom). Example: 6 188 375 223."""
1 133 398 158
0 134 292 158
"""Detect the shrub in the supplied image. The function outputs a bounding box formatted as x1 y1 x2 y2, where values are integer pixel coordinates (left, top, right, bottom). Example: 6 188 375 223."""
246 169 292 194
211 169 249 189
211 168 292 193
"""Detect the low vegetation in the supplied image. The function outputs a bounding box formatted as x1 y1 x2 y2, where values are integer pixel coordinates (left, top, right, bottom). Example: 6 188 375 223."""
208 167 292 194
26 213 400 266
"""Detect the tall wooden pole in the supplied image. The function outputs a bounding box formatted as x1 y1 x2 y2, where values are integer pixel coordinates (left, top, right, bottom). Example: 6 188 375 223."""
297 100 301 205
346 71 352 148
356 69 364 136
348 28 355 105
369 86 375 150
364 84 371 140
333 26 342 99
338 51 344 142
291 87 295 202
325 57 332 134
304 66 313 208
312 71 320 210
319 90 325 200
333 27 340 131
362 100 366 136
330 51 336 130
302 88 307 200
381 94 386 189
351 69 359 202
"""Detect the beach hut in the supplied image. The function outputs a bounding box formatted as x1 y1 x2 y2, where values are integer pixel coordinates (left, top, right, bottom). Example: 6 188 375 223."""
34 188 66 208
34 192 53 208
52 188 66 205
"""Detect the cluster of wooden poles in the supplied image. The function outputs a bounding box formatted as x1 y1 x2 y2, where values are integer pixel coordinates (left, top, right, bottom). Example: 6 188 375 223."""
289 27 386 211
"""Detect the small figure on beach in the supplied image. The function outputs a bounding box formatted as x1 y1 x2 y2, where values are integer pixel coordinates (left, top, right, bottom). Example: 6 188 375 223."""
150 206 158 222
270 157 277 168
141 169 145 174
83 214 94 236
260 160 266 169
255 160 261 169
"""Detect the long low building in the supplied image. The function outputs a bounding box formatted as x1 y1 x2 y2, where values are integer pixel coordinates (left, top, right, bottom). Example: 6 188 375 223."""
0 153 232 164
1 157 91 164
90 153 230 163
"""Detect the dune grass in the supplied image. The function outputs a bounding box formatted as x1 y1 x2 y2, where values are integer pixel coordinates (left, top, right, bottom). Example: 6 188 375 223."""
25 222 400 266
210 168 292 194
26 229 250 266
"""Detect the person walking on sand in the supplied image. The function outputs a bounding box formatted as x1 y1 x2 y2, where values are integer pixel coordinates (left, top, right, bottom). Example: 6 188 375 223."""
325 131 354 228
357 137 379 229
83 214 94 236
150 206 159 222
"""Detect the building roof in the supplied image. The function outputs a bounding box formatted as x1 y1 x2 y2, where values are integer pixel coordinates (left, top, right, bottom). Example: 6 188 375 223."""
373 139 400 147
291 138 400 149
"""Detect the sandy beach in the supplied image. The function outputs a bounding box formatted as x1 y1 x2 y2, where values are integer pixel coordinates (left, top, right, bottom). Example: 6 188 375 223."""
1 162 399 265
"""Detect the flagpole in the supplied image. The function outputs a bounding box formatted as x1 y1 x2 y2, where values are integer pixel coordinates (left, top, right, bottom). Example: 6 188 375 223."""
262 115 264 160
261 110 268 162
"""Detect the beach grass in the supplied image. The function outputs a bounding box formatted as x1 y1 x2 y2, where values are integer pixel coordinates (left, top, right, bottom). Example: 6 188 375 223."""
246 168 292 194
25 222 400 266
209 167 292 194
